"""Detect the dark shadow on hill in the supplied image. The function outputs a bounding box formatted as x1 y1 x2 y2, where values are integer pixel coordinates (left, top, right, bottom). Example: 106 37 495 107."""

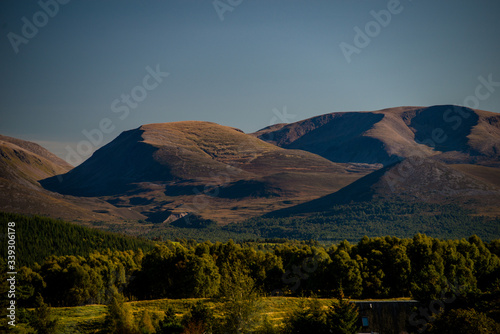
264 162 397 218
410 105 479 153
280 112 400 164
215 180 283 199
170 213 216 228
40 128 174 197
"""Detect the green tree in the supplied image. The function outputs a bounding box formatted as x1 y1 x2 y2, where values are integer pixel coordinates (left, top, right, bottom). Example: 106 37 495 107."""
17 266 46 307
29 294 58 334
218 260 260 333
407 234 446 300
282 298 328 334
326 292 360 334
326 248 362 298
138 309 155 334
157 305 183 334
102 287 138 334
428 308 500 334
133 243 220 299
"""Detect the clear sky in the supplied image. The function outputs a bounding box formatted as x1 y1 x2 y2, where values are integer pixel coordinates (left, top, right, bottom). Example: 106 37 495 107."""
1 0 499 164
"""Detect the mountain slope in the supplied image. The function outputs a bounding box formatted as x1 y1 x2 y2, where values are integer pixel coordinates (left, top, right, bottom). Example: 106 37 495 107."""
42 121 365 197
252 105 500 166
265 158 500 218
0 135 144 223
41 121 375 224
0 134 72 187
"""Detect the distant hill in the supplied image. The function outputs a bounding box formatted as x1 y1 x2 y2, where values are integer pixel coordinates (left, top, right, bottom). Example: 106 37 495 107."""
42 121 360 196
0 135 145 223
41 121 374 224
0 134 72 186
265 158 500 218
252 105 500 166
2 105 499 239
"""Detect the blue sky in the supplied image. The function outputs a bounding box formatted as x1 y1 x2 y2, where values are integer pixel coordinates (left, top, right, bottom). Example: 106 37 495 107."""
1 0 499 164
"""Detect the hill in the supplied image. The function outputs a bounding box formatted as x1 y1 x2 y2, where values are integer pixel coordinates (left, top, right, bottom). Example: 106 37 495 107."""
3 105 499 236
0 135 145 224
252 105 500 166
0 134 72 186
41 121 375 224
264 158 500 218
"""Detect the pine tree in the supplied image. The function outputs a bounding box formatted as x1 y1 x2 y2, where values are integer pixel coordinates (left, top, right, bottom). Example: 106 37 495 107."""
326 291 360 334
156 305 183 334
283 298 329 334
103 287 138 334
29 294 58 334
138 309 155 334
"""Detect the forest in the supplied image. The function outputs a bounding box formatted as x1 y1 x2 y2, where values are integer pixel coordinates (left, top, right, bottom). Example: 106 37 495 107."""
1 212 500 333
143 201 500 243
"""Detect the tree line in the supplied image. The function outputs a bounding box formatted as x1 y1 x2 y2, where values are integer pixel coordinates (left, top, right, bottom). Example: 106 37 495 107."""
145 201 500 243
0 212 155 267
5 234 500 307
1 211 500 332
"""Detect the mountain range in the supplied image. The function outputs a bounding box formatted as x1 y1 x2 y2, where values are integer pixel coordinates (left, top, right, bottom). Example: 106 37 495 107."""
2 105 500 237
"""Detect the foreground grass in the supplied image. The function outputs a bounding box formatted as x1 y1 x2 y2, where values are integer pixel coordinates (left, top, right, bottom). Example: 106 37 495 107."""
23 297 413 333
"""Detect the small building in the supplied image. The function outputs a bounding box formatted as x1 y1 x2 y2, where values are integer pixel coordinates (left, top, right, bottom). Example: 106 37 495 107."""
353 300 420 334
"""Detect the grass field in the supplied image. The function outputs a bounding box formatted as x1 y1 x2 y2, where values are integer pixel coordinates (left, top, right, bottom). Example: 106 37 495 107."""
16 297 414 333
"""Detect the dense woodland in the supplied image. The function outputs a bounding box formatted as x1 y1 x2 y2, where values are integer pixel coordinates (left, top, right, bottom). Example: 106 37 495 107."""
0 212 155 267
1 212 500 333
144 201 500 243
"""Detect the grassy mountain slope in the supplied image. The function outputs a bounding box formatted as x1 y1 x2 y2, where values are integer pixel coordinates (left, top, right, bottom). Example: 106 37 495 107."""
0 136 145 223
264 158 500 218
252 105 500 166
41 121 375 224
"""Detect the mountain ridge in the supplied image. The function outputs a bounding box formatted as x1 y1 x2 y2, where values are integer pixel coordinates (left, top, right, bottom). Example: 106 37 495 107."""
252 105 500 166
264 157 500 218
2 105 499 234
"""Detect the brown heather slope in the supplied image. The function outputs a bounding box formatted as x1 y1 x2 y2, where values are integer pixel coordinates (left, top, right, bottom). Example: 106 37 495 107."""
0 134 72 187
252 105 500 166
42 121 362 196
0 136 144 224
265 158 500 218
41 121 375 224
449 164 500 188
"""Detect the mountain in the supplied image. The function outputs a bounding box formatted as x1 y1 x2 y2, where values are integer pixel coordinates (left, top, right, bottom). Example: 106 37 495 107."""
41 121 376 224
252 105 500 166
0 135 144 223
0 134 72 187
42 121 368 196
4 105 500 236
265 158 500 218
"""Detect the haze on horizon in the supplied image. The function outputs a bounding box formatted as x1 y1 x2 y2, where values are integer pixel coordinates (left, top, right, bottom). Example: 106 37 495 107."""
0 0 499 164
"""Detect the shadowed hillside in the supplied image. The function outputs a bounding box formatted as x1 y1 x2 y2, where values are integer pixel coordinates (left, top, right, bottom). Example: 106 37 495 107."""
40 121 374 224
0 136 145 223
3 105 499 231
265 157 500 218
253 105 500 166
